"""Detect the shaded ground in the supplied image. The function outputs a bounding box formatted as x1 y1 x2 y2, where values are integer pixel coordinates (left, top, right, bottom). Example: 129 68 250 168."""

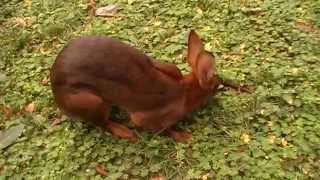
0 0 319 179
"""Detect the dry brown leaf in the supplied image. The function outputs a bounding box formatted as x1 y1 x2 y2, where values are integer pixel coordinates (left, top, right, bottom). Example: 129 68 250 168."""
95 164 108 176
41 78 50 85
15 17 27 27
90 0 97 16
151 176 165 180
24 102 35 113
39 47 50 55
14 17 33 28
222 54 231 60
51 118 62 126
295 20 318 33
95 5 118 17
3 107 13 119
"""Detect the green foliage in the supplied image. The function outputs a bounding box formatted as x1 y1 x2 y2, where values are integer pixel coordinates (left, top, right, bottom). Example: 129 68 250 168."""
1 0 319 179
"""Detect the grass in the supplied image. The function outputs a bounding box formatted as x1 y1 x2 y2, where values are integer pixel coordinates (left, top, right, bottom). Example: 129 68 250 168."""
1 0 320 179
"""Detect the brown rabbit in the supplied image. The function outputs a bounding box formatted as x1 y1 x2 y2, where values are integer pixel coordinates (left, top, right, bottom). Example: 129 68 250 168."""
50 30 248 142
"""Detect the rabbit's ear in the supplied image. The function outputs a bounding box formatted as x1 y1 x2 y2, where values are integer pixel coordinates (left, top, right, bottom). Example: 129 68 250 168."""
196 53 216 89
187 30 204 70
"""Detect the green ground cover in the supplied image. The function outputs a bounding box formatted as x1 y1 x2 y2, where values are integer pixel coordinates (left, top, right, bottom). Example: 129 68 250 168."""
0 0 319 179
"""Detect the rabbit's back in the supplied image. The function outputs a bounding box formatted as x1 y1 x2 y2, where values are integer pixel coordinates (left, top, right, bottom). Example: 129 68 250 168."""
50 36 184 111
52 36 153 85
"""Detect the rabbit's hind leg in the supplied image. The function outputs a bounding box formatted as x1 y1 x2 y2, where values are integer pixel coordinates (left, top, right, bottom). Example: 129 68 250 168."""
55 88 137 142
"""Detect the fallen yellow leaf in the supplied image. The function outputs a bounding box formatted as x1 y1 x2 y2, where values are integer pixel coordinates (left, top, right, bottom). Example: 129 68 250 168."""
201 173 210 180
24 0 32 9
241 133 250 144
269 135 276 144
240 43 246 54
267 121 273 127
281 138 288 147
196 7 203 15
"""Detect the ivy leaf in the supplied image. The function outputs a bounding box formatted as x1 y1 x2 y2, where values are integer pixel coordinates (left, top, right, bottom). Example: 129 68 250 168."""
150 164 162 173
